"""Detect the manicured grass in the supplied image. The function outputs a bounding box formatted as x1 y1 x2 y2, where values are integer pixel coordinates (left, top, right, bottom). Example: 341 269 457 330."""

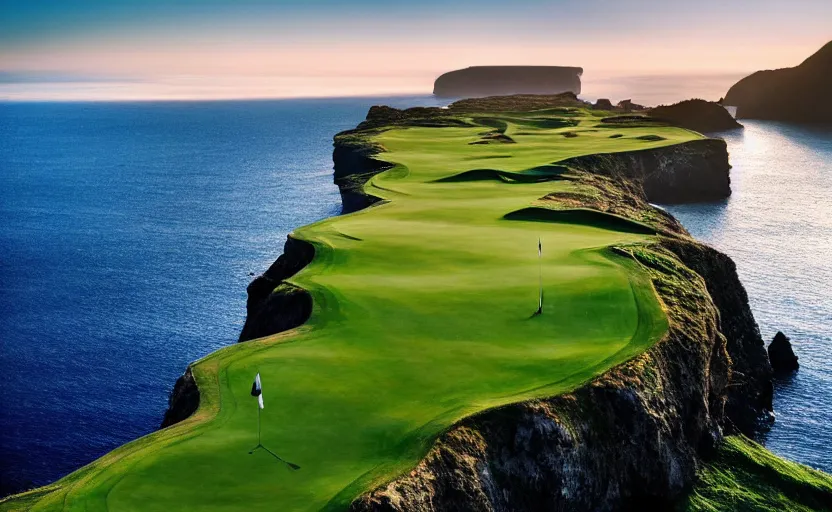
4 110 700 511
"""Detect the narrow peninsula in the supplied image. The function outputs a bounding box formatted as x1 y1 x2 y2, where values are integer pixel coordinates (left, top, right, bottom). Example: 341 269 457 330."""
5 94 831 512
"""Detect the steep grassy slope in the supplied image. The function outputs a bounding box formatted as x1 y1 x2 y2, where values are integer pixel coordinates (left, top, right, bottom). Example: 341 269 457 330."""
4 109 704 511
682 436 832 511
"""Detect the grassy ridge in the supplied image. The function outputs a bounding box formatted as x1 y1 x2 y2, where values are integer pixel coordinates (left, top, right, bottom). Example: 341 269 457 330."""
5 109 701 511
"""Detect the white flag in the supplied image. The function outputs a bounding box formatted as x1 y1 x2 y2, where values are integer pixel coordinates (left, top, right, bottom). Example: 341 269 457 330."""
251 373 264 409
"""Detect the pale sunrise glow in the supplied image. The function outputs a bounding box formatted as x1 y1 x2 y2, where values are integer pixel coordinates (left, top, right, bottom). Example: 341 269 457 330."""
1 0 830 101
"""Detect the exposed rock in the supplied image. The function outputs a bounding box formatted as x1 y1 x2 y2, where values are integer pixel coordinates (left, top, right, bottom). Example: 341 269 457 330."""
433 66 583 98
558 139 732 204
723 40 832 122
593 98 614 110
768 331 799 374
238 236 315 342
617 99 647 112
649 99 743 133
662 239 773 434
160 367 199 428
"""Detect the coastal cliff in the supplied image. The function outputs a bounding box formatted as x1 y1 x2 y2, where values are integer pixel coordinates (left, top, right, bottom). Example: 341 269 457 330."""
158 96 793 511
433 66 582 98
723 40 832 123
558 139 731 203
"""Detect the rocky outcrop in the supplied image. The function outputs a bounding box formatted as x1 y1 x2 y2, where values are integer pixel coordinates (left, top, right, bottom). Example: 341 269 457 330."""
434 66 583 98
768 331 799 374
161 237 316 428
649 99 743 133
661 239 773 435
593 98 614 110
617 99 647 112
160 367 199 428
332 133 390 214
723 40 832 122
558 139 732 203
238 236 315 342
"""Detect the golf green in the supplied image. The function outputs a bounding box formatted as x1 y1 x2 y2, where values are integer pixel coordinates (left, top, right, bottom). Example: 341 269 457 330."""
6 110 703 511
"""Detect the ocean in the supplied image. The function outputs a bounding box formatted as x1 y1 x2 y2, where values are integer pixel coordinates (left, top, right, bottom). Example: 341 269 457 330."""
664 120 832 473
0 97 829 495
0 96 441 493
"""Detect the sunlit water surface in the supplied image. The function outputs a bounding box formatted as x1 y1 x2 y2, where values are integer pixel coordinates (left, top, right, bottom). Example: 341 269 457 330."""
664 120 832 473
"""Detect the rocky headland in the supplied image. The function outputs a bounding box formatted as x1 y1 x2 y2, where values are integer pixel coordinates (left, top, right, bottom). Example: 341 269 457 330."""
724 40 832 123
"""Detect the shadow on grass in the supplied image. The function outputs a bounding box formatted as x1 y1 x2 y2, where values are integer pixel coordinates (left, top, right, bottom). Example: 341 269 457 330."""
503 207 657 235
434 165 570 184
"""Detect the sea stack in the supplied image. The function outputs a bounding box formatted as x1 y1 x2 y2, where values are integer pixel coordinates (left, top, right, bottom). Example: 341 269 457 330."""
433 66 582 98
768 331 799 373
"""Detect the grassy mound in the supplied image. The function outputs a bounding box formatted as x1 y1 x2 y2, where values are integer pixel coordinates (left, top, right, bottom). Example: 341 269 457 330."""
433 165 569 184
4 108 706 511
503 207 658 235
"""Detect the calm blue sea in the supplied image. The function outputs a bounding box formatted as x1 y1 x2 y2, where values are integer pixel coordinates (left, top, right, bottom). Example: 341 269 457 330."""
664 121 832 474
0 99 829 495
0 96 441 494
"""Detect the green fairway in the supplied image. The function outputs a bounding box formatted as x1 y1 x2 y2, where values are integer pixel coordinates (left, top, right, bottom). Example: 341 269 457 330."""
6 110 704 511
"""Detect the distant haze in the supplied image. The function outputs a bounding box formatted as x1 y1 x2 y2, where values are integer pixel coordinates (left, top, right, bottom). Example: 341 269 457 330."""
1 0 829 101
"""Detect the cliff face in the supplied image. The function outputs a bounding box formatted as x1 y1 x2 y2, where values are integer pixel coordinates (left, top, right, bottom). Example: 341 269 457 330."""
160 367 199 428
723 40 832 123
434 66 583 98
238 236 314 342
559 139 732 204
162 236 315 427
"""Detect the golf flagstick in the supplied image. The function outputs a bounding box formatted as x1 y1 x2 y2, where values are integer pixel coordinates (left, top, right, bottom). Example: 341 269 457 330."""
537 237 543 315
248 372 300 470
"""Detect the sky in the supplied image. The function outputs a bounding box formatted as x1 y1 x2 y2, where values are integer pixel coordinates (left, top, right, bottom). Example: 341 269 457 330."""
0 0 830 101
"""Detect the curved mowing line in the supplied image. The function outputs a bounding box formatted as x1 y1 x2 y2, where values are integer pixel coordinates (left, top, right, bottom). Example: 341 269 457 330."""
5 112 703 512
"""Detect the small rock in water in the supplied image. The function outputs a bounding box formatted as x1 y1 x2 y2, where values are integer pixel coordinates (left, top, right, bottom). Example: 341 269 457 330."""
768 331 799 373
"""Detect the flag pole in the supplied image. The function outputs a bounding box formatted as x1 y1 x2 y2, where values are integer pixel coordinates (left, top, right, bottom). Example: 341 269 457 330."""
257 404 261 446
537 237 543 315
